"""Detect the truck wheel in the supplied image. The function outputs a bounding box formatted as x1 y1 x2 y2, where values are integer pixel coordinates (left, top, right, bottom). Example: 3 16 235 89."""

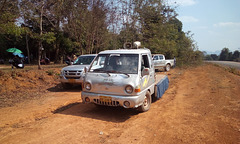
165 64 170 71
138 91 151 112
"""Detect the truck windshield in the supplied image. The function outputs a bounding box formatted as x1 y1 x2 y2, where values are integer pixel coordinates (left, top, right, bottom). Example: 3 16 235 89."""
73 56 95 65
89 54 139 74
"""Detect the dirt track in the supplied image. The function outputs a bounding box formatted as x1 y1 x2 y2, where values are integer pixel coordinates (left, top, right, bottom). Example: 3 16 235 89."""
0 64 239 143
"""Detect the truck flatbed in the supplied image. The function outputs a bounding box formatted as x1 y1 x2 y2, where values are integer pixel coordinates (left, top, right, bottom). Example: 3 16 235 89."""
154 74 169 99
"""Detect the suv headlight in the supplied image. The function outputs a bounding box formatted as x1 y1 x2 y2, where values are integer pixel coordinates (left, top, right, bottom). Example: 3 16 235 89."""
85 82 91 90
125 85 133 94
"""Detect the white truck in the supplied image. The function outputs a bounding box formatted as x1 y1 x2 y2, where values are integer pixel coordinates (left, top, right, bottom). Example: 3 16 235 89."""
60 54 97 88
153 54 175 71
81 44 169 112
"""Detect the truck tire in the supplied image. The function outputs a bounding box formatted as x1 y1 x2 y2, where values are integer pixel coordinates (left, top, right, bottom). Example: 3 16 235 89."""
138 91 151 112
165 64 170 71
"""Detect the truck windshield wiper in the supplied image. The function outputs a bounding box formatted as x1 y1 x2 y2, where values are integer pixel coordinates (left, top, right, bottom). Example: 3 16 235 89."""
117 71 130 77
93 69 105 72
105 70 129 77
93 69 111 76
101 70 130 77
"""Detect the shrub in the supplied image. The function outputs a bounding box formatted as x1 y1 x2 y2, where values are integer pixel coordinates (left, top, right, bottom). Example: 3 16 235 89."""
45 70 55 76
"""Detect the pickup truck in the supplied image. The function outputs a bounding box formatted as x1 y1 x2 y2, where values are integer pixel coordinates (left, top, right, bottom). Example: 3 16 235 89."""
153 54 175 71
60 54 97 88
81 44 169 112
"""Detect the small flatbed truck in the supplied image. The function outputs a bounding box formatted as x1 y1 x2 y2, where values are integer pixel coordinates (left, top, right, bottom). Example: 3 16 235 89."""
81 44 169 112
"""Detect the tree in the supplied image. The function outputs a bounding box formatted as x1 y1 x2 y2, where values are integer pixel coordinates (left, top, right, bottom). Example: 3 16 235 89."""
0 0 25 58
63 0 92 55
0 0 201 67
210 54 218 60
232 50 239 61
0 0 20 35
86 0 109 54
20 0 57 69
204 55 213 61
219 47 230 61
133 0 178 56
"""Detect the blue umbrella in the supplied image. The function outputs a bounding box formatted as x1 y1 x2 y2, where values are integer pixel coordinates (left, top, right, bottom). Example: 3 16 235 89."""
13 52 25 58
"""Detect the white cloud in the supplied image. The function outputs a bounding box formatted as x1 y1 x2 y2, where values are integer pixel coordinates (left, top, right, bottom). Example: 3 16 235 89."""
214 22 240 27
178 16 199 23
168 0 197 6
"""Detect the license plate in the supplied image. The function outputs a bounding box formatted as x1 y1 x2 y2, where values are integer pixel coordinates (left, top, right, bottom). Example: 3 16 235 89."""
68 79 75 83
99 96 112 102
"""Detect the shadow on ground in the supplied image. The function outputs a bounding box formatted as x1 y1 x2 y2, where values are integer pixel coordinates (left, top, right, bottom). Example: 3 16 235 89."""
47 83 82 92
52 102 139 123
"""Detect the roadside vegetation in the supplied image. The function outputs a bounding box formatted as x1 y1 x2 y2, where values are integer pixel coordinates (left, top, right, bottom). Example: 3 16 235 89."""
0 0 203 69
226 67 240 76
210 63 240 76
204 48 240 62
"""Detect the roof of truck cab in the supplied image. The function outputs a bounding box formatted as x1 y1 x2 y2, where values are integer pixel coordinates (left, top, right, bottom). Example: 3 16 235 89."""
79 54 97 57
99 48 151 54
152 54 164 56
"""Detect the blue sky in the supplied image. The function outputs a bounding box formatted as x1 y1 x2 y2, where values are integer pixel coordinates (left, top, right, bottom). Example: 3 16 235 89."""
168 0 240 53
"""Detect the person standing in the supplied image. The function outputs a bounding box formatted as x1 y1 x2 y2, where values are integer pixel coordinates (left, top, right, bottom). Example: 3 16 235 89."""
173 56 176 68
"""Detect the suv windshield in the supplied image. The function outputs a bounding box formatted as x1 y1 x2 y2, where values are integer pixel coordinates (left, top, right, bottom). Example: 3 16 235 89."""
89 54 139 74
73 56 95 65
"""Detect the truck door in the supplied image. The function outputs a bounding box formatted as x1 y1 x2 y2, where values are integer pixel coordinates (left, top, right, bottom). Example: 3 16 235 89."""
141 54 154 89
159 55 165 67
153 55 160 66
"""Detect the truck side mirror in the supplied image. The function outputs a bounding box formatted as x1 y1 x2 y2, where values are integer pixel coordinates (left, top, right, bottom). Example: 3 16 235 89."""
84 67 88 73
142 68 150 76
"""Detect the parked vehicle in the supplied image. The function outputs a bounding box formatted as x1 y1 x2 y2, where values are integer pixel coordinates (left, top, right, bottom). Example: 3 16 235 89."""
82 43 169 112
60 54 97 88
153 54 175 71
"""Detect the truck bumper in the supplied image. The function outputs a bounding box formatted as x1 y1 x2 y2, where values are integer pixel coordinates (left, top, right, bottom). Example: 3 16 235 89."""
59 76 84 84
81 91 146 108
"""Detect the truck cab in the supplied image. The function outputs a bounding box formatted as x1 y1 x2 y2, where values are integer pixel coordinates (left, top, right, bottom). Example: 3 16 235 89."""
81 48 155 112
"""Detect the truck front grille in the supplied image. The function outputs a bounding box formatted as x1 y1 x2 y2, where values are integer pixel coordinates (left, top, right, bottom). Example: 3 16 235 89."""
64 70 82 79
93 99 120 106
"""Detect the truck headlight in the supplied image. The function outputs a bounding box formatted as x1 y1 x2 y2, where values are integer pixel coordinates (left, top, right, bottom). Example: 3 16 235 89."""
85 82 91 90
125 85 133 94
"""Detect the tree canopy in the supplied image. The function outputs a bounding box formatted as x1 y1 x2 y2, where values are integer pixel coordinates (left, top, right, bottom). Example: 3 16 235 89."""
0 0 203 68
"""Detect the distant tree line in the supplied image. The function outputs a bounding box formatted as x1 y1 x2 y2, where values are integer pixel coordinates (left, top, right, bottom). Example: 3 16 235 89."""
0 0 203 69
204 48 240 62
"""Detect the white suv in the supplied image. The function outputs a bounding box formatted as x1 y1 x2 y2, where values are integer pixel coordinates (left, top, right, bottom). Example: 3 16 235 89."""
60 54 97 88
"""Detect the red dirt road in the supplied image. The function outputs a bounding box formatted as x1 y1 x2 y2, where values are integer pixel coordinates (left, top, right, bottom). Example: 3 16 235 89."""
0 64 239 143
